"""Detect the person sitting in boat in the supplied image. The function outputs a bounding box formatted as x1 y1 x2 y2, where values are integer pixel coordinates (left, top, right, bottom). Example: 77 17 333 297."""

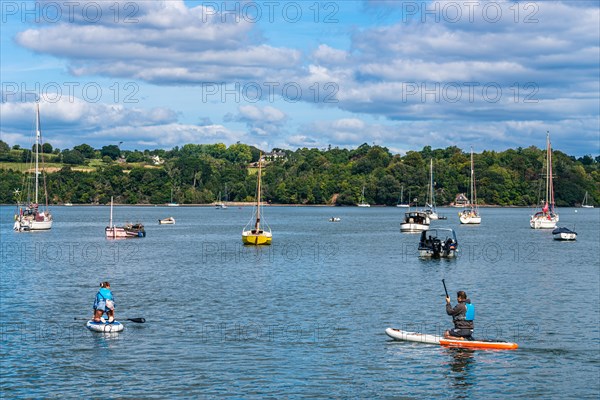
444 290 474 340
93 281 116 323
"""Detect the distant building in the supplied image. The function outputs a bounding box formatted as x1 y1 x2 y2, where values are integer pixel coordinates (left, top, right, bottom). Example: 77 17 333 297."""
453 193 469 207
151 155 164 165
261 151 286 162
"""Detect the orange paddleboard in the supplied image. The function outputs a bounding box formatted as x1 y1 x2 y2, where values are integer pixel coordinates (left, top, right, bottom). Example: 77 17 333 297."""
439 338 518 350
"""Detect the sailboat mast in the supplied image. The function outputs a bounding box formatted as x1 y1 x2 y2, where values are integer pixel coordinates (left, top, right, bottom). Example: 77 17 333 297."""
429 159 434 207
110 196 114 228
544 132 550 211
255 156 262 231
35 103 40 204
548 133 554 210
470 147 474 207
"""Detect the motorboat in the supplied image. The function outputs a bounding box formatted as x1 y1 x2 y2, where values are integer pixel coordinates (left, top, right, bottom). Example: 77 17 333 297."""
159 217 175 225
400 211 430 233
552 227 577 241
418 228 458 258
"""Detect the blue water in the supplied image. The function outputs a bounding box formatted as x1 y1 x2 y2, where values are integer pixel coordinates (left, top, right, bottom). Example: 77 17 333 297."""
1 205 599 398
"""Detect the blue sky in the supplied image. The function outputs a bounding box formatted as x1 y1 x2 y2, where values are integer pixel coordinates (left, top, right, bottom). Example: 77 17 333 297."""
1 0 599 156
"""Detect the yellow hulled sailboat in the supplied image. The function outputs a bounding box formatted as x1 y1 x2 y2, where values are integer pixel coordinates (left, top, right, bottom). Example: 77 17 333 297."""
242 156 272 245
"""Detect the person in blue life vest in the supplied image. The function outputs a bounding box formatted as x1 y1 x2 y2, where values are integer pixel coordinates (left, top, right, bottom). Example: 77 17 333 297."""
93 281 115 323
444 290 474 339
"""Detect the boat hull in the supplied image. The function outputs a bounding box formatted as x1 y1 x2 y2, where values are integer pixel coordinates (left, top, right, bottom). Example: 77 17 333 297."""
400 223 429 233
553 232 577 240
14 217 53 231
242 231 272 245
459 213 481 224
530 215 559 229
418 249 457 258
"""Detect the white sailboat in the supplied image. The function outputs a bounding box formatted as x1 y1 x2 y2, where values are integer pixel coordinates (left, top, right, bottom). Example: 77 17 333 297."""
530 132 559 229
167 188 179 207
13 103 53 232
581 191 594 208
423 159 438 219
459 147 481 224
242 156 272 245
357 186 370 207
215 186 228 209
396 185 410 208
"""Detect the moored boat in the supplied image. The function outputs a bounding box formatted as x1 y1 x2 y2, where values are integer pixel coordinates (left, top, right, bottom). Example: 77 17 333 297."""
400 211 430 233
530 132 559 229
581 191 594 208
159 217 176 225
423 159 439 219
242 155 272 245
105 197 146 238
357 186 370 207
418 228 458 258
459 147 481 224
552 227 577 241
13 104 53 232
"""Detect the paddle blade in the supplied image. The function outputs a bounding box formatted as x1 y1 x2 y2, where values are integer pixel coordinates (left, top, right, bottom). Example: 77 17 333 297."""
127 318 146 323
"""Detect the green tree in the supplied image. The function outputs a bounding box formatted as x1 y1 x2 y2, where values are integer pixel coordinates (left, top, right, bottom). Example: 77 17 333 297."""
101 145 121 160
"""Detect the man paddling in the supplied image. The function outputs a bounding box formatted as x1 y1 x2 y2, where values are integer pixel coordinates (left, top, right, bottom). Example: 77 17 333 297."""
444 291 474 340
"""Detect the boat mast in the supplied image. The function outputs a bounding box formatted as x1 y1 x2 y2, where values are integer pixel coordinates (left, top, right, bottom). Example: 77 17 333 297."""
255 155 262 231
470 147 474 208
35 103 40 204
429 159 434 208
109 196 114 229
544 131 550 212
548 132 554 212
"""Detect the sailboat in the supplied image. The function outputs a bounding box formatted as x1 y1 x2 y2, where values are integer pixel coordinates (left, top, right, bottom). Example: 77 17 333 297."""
105 197 145 238
459 147 481 224
396 185 410 208
581 191 594 208
215 186 228 209
242 156 272 245
423 159 439 220
357 186 370 207
13 103 53 232
167 188 179 207
530 132 559 229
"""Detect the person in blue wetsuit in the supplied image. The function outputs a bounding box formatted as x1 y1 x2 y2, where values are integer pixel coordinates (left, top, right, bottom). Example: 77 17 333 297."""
444 290 474 339
93 281 116 323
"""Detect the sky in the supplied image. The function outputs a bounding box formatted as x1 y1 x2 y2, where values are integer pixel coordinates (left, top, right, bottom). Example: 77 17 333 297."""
0 0 599 156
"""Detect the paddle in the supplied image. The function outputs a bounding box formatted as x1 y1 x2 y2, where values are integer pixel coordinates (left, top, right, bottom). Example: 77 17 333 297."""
74 317 146 323
442 279 449 299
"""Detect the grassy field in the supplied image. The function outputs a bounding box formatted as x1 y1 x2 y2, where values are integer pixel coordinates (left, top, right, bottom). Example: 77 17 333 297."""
0 160 161 173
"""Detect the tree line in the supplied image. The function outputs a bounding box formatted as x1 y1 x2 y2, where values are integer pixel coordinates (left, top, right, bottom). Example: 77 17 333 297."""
0 141 598 206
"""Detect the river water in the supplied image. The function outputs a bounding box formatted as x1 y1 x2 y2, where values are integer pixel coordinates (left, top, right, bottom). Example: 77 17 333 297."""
1 205 598 398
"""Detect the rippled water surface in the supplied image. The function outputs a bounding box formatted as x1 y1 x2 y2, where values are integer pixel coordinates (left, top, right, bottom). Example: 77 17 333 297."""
1 205 599 398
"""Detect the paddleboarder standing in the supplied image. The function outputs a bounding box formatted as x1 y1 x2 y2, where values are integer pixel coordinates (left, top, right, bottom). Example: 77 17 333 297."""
444 290 474 339
93 281 116 323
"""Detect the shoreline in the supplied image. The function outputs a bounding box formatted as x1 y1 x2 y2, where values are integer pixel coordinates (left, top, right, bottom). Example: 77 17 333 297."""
2 203 585 208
